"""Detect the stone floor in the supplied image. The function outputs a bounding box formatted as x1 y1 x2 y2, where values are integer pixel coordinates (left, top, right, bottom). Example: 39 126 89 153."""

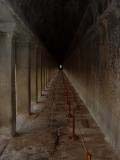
0 71 119 160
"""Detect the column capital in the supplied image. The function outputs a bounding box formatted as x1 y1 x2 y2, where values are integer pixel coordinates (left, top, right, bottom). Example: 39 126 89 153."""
0 31 14 38
14 34 32 47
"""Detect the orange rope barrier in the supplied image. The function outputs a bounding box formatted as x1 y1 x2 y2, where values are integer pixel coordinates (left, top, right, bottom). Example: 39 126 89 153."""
69 108 79 140
67 100 73 118
62 74 92 160
86 152 92 160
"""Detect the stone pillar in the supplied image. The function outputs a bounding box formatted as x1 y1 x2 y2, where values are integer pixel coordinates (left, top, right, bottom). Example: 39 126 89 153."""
49 64 52 83
45 55 48 88
16 38 31 115
44 54 46 89
36 47 42 102
45 64 48 88
47 59 51 85
41 52 45 95
28 43 31 114
0 32 16 135
31 44 37 102
35 47 38 102
43 53 46 90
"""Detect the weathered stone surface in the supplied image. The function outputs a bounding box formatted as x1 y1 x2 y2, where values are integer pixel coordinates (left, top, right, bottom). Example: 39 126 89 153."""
30 44 37 102
64 2 120 155
16 40 30 115
5 0 111 62
0 0 120 159
0 72 119 160
0 32 14 134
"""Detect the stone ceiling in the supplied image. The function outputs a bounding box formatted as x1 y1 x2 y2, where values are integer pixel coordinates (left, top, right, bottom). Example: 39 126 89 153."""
7 0 107 62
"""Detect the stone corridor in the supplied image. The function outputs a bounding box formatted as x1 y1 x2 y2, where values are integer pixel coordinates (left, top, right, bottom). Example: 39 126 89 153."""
0 0 120 159
0 72 119 160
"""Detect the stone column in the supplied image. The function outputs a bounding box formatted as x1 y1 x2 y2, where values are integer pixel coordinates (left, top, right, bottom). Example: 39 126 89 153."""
36 48 38 102
36 47 42 102
41 52 45 96
0 32 16 135
43 53 46 91
47 59 51 85
45 55 48 89
31 44 37 103
16 38 31 115
28 43 31 114
45 64 48 88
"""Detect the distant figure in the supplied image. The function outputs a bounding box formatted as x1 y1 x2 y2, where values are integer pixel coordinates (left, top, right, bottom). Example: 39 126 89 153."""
59 64 63 70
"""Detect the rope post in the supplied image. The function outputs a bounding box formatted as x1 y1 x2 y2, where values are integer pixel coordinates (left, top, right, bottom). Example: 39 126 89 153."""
66 91 69 105
52 85 55 103
86 152 92 160
69 108 79 141
67 100 73 118
64 90 68 112
64 87 69 111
